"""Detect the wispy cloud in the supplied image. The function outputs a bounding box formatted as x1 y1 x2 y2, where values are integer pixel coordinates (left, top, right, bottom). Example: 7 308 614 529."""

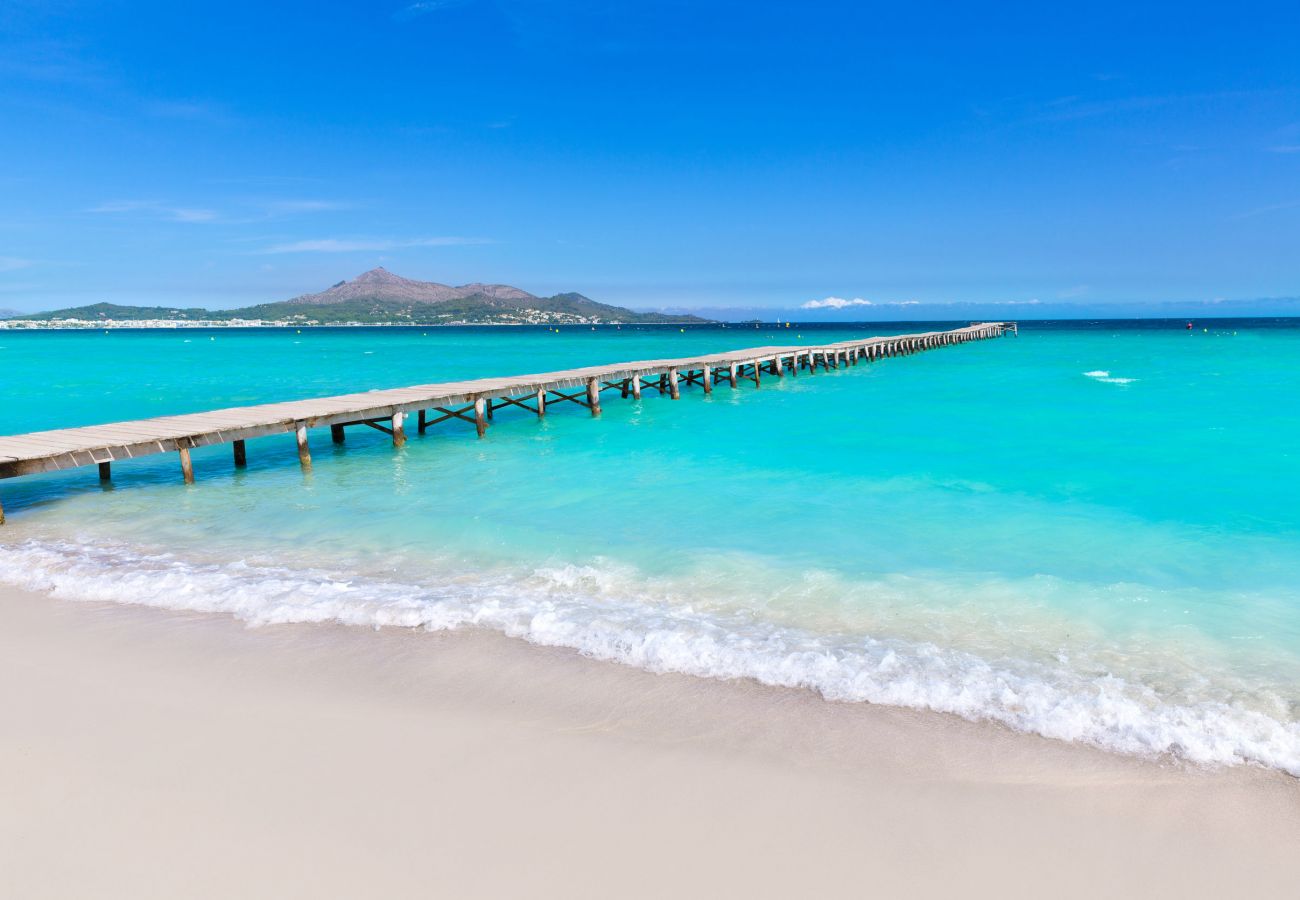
259 236 489 254
140 99 230 122
0 256 33 272
88 200 220 223
264 199 349 215
802 296 873 309
394 0 474 21
1032 90 1263 124
802 295 1042 310
1229 199 1300 220
87 198 345 224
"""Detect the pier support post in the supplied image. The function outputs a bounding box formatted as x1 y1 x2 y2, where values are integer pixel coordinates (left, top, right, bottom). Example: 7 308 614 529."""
392 411 406 447
331 424 345 444
474 399 488 437
703 366 712 394
0 496 4 525
631 377 642 400
753 361 761 387
179 447 195 484
295 426 312 471
98 461 111 481
669 368 680 400
587 378 602 416
621 379 630 399
418 410 427 434
233 439 247 467
536 389 546 418
729 363 738 387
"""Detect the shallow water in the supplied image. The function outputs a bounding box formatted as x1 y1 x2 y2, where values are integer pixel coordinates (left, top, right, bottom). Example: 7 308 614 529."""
2 320 1299 772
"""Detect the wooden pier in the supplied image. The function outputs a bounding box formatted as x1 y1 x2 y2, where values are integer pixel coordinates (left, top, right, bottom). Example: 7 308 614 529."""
0 323 1014 522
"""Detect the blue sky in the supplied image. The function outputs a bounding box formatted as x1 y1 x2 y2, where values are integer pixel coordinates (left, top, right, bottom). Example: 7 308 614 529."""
2 0 1299 317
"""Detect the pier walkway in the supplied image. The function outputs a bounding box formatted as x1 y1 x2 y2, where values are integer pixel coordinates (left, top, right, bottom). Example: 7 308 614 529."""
0 323 1015 522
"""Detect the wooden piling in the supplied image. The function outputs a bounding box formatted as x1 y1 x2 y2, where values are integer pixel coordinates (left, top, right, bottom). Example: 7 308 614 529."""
729 363 738 387
669 368 681 400
179 447 195 484
631 377 642 400
98 461 111 481
233 439 247 467
536 388 547 417
474 399 488 437
418 409 427 434
295 426 311 470
392 411 406 447
703 366 713 394
331 424 345 444
587 378 602 415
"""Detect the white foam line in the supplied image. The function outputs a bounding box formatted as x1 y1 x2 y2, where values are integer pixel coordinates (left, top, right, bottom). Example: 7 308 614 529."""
1 538 1296 775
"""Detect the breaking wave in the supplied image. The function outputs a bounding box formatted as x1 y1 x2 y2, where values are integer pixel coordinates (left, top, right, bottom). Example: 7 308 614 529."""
2 537 1297 775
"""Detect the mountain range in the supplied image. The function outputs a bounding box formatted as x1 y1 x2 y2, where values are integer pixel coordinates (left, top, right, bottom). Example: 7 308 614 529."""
11 269 712 326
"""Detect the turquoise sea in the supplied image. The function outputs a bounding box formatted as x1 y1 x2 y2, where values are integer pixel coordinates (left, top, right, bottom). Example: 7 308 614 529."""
2 321 1299 773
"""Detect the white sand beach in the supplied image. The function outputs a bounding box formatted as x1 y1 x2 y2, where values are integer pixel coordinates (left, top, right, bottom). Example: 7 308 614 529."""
3 583 1299 899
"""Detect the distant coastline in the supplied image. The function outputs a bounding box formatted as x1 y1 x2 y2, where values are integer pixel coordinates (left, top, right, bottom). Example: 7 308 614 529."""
3 267 715 328
0 318 712 330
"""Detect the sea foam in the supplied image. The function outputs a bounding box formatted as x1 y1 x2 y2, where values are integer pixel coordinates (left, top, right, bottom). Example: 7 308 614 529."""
1084 369 1138 384
2 537 1297 776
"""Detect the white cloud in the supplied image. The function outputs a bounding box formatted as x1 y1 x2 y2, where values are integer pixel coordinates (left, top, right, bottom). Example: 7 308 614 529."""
264 200 348 215
89 200 219 223
0 256 32 272
395 0 473 21
259 236 488 254
169 207 219 223
802 296 874 309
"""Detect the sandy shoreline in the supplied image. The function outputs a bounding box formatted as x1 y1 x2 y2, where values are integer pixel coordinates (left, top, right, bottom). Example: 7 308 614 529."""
2 582 1298 899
